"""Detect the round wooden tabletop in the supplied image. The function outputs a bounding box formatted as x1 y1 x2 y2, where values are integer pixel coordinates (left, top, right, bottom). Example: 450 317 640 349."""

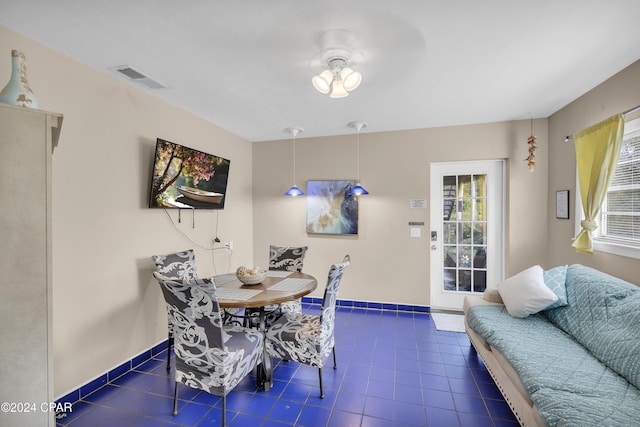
215 271 317 309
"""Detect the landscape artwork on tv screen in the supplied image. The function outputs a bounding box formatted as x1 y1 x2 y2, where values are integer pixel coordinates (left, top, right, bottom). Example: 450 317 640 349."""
149 138 230 209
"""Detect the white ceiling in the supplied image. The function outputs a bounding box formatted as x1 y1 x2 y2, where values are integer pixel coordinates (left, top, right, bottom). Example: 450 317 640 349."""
2 0 640 141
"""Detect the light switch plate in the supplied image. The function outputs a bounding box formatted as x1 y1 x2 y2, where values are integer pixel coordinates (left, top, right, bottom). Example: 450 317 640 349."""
410 228 421 238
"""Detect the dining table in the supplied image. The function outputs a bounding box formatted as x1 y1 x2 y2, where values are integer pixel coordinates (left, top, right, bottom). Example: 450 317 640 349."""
214 270 318 391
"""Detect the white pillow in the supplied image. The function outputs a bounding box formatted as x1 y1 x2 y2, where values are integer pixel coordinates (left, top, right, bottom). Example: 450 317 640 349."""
497 265 558 318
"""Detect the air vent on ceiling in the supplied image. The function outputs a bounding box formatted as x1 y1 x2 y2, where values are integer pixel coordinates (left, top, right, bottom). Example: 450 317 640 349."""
111 65 169 89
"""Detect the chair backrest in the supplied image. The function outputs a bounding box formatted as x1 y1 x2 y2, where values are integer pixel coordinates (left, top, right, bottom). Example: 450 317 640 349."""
151 249 198 279
153 271 226 354
319 255 350 332
268 245 308 272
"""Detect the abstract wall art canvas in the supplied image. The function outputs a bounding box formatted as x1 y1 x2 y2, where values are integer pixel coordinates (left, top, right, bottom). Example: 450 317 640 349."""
306 180 359 235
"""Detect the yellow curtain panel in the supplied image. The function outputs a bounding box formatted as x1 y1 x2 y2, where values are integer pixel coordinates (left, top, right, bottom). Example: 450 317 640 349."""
572 113 624 254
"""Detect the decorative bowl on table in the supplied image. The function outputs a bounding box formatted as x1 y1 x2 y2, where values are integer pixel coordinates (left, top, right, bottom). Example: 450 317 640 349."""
236 266 266 285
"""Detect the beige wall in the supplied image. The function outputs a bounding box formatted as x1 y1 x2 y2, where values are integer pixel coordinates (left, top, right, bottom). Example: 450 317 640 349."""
253 119 550 305
0 26 256 397
547 60 640 284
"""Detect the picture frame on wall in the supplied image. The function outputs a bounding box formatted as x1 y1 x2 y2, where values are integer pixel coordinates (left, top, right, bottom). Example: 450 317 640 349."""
556 190 570 219
306 180 359 235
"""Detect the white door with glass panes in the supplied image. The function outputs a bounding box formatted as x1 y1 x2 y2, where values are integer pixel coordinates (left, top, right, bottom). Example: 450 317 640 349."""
430 160 504 311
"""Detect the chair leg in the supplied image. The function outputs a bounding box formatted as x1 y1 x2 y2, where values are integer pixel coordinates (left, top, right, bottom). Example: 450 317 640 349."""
222 394 226 427
172 382 178 416
256 363 264 388
166 334 173 371
332 346 337 369
318 367 324 399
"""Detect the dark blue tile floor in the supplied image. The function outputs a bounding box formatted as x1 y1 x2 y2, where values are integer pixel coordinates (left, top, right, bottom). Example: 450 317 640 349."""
56 306 518 426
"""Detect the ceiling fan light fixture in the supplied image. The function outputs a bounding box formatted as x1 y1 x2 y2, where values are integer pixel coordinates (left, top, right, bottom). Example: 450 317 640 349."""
312 29 363 98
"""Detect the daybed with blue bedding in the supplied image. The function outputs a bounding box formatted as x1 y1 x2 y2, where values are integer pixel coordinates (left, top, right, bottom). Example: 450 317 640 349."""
463 264 640 427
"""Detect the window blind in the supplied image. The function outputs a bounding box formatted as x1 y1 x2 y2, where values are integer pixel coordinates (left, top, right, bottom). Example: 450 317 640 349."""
595 119 640 246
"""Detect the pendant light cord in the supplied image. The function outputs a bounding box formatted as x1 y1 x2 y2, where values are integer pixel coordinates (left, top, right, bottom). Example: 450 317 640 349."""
348 120 367 181
284 127 303 192
356 130 360 181
292 134 296 184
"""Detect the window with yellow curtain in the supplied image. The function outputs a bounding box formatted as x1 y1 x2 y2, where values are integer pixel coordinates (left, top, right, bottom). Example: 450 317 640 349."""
572 114 625 254
574 116 640 259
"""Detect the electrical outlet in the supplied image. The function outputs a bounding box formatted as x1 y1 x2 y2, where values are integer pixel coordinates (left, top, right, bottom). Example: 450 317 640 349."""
224 241 233 250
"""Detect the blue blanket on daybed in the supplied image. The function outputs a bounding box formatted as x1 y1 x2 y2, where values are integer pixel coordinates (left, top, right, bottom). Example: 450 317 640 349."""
467 265 640 427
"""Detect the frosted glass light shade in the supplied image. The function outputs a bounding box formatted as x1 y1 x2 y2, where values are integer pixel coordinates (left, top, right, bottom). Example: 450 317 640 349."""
330 79 349 98
341 67 362 91
312 70 333 94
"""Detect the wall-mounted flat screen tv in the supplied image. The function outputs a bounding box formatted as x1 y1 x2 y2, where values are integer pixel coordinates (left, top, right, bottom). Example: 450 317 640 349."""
148 138 230 209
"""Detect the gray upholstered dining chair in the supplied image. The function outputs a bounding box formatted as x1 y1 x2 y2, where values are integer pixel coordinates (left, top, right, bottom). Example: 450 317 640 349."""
245 245 309 328
153 272 263 427
151 249 198 371
265 254 350 398
269 245 308 314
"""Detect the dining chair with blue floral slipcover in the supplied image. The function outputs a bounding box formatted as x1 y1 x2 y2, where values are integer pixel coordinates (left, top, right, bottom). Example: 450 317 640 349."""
265 255 349 398
151 249 197 370
153 272 263 427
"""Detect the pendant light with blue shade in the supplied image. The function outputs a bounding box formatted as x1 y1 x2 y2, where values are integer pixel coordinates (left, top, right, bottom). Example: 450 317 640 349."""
284 127 304 196
347 121 369 195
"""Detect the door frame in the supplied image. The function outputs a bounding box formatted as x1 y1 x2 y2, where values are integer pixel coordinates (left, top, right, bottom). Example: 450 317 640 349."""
429 160 506 311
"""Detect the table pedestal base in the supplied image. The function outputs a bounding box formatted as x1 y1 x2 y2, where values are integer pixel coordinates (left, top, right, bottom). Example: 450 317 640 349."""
259 306 272 391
